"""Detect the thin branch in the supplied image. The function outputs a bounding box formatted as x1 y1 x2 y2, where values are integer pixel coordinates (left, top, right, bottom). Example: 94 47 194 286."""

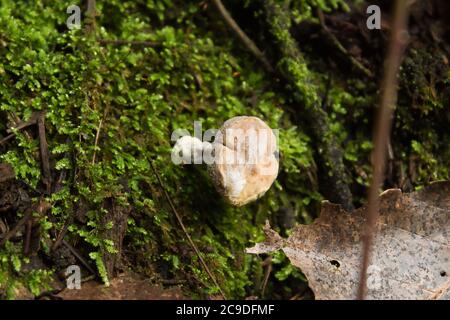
6 117 38 133
357 0 410 300
51 216 72 251
317 9 373 78
211 0 274 73
37 112 51 194
0 210 33 247
0 199 50 248
62 239 97 275
260 256 272 297
85 0 96 35
0 134 15 146
0 112 40 146
150 161 226 300
98 39 161 47
92 118 103 164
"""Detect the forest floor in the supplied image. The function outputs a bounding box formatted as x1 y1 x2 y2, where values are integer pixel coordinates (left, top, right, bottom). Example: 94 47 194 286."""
1 0 449 300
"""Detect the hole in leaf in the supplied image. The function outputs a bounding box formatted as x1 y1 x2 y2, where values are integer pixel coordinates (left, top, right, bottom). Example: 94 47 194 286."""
330 260 340 268
440 271 447 277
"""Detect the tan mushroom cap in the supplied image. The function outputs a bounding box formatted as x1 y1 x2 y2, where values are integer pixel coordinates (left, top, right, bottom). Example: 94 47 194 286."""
208 116 279 206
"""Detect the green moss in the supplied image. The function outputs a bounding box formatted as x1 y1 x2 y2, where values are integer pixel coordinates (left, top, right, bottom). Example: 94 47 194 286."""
0 0 318 298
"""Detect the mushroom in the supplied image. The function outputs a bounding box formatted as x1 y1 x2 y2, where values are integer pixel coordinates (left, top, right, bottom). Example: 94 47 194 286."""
172 116 279 206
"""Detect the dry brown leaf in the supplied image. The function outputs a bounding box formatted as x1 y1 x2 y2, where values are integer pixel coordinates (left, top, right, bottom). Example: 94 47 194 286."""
247 181 450 300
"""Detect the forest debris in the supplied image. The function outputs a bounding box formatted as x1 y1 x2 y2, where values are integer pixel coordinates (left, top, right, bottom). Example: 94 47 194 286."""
151 161 226 299
100 197 131 278
37 112 51 194
0 198 50 248
0 111 40 146
6 111 40 134
0 163 15 183
62 239 96 275
85 0 97 35
98 39 161 47
317 9 373 78
56 272 185 300
211 0 274 73
247 181 450 300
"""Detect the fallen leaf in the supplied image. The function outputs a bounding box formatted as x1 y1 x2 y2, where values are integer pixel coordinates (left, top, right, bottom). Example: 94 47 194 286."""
247 181 450 299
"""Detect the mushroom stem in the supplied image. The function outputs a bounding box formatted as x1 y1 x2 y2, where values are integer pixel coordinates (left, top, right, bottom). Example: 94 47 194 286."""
172 136 211 164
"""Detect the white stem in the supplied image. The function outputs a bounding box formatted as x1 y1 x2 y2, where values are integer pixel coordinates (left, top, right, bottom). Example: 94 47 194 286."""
172 136 212 165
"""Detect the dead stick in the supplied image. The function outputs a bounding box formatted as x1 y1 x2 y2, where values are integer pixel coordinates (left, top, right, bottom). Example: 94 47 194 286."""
357 0 410 300
23 219 33 256
0 134 15 146
98 39 161 47
6 113 39 133
211 0 274 73
51 217 72 251
0 210 33 247
62 239 96 275
92 118 103 164
85 0 96 35
150 161 227 299
261 256 272 297
317 9 373 78
37 112 52 194
0 112 40 146
0 199 50 247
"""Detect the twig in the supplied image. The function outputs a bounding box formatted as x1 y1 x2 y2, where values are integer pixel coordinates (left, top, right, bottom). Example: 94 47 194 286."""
317 9 373 78
150 161 226 300
85 0 96 35
92 118 103 164
0 134 15 146
161 279 187 285
37 112 51 194
0 199 50 247
24 219 33 255
357 0 410 300
0 210 33 247
51 217 72 251
98 39 161 47
260 256 272 297
9 112 33 140
211 0 274 73
62 239 96 275
35 289 64 300
0 112 40 146
6 114 39 133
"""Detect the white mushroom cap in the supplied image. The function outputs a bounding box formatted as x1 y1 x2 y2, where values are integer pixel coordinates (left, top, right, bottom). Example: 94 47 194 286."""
209 116 279 206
